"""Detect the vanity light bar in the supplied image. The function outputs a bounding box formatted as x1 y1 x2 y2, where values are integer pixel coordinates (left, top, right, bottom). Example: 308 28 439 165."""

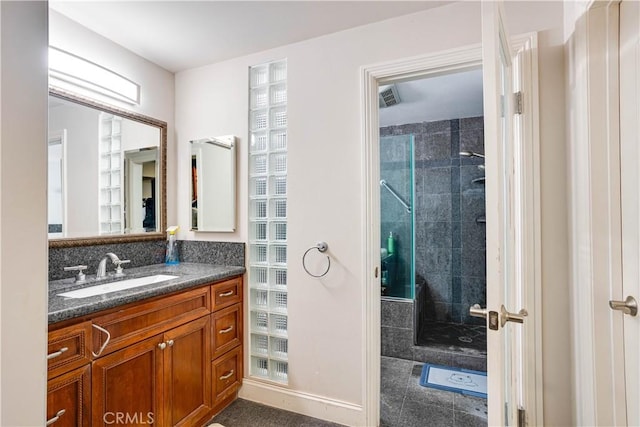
49 47 140 105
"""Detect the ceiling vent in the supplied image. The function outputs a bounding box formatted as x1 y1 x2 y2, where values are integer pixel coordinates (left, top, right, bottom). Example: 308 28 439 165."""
379 84 401 108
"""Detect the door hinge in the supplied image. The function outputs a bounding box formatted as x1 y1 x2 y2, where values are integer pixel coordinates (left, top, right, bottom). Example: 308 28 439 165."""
518 407 526 427
514 91 524 115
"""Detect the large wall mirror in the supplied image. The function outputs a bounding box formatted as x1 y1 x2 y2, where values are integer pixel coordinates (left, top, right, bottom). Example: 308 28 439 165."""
48 89 167 247
190 136 236 232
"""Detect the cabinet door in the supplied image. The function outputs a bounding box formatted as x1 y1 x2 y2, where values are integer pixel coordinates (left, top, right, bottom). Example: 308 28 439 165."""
92 335 163 426
163 316 212 427
47 364 90 427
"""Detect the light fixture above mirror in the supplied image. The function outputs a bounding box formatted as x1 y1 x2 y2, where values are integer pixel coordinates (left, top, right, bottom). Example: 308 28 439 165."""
49 46 140 105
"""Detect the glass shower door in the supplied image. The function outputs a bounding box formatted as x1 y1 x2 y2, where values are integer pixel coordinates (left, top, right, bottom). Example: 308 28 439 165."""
380 134 415 299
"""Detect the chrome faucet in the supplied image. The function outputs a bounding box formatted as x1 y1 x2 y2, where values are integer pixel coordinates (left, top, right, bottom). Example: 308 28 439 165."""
96 253 130 279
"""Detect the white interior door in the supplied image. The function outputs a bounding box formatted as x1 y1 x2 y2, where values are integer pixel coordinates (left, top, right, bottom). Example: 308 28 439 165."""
481 2 527 426
619 1 640 424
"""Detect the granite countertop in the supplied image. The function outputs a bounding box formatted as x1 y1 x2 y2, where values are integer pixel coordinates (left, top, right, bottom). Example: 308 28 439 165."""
48 263 245 324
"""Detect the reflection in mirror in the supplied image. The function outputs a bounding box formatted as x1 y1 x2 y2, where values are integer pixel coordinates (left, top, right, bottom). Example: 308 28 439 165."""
190 136 236 232
124 147 158 233
48 90 166 245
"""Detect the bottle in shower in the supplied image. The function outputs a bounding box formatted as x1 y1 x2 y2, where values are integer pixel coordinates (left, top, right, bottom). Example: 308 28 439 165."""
387 231 395 255
165 226 179 265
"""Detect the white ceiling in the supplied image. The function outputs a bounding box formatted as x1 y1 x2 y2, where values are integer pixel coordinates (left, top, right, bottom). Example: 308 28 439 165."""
379 68 484 127
50 1 452 73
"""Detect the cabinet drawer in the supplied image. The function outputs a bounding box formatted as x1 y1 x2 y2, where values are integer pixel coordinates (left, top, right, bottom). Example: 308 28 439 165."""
47 364 91 427
212 304 242 360
211 276 242 311
92 286 211 356
212 346 242 404
47 321 92 379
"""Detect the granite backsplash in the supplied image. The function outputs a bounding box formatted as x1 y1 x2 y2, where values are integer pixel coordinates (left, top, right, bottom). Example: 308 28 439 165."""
49 240 245 281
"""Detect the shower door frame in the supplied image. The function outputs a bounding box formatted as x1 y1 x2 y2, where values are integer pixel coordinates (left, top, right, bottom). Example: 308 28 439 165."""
360 34 541 426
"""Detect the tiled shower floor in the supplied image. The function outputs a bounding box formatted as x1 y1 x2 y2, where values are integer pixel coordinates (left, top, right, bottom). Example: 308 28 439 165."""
417 321 487 353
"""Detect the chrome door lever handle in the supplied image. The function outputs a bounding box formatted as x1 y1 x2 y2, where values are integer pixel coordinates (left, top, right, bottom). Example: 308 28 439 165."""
609 296 638 316
500 305 528 327
469 304 488 319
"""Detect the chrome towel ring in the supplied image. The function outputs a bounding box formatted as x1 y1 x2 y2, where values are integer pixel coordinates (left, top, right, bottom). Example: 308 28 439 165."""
302 241 330 278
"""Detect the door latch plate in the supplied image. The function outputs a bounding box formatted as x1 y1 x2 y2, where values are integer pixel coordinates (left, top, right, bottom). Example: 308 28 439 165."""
488 311 499 330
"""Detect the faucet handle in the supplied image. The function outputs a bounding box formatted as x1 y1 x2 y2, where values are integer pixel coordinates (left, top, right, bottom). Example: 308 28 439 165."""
64 265 88 284
113 259 130 276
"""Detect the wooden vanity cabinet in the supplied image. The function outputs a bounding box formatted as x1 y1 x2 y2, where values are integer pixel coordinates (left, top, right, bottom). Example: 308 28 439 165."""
92 307 213 426
92 316 212 427
47 275 244 427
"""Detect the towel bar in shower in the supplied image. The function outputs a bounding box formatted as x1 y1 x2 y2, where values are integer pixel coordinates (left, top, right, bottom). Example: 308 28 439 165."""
380 180 411 213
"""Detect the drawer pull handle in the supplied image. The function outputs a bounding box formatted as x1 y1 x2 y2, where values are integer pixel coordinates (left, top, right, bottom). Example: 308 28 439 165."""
219 290 234 297
46 409 66 425
218 326 234 334
219 370 234 380
47 347 69 360
92 324 111 357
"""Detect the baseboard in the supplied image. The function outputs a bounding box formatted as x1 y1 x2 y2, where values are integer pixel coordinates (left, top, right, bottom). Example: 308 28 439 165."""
238 378 364 426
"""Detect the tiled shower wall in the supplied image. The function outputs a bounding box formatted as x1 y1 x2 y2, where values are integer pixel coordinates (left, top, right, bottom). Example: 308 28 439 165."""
380 116 486 327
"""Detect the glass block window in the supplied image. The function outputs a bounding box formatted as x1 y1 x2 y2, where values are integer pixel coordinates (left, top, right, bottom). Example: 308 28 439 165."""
98 113 123 234
248 59 288 383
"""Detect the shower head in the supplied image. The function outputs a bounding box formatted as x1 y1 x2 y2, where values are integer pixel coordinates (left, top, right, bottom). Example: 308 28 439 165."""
459 150 485 159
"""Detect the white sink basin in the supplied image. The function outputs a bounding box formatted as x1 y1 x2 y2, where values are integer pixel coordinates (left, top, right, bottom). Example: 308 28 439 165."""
58 274 179 299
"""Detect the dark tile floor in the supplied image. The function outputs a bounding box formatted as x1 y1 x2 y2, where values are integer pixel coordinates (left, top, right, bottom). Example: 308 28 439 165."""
209 398 345 427
380 356 487 427
209 357 487 427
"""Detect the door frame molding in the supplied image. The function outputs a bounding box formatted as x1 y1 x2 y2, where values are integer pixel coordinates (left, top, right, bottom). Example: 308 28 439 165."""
360 33 541 426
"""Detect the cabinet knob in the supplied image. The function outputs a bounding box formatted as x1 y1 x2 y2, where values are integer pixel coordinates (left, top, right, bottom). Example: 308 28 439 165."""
158 342 167 350
167 340 174 347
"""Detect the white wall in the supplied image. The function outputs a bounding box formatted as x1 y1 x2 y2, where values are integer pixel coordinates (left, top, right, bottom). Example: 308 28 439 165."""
176 1 570 425
49 10 176 227
535 27 572 426
0 2 48 425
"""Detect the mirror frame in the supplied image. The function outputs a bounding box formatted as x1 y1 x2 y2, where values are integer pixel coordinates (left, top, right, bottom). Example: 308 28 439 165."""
48 88 167 248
